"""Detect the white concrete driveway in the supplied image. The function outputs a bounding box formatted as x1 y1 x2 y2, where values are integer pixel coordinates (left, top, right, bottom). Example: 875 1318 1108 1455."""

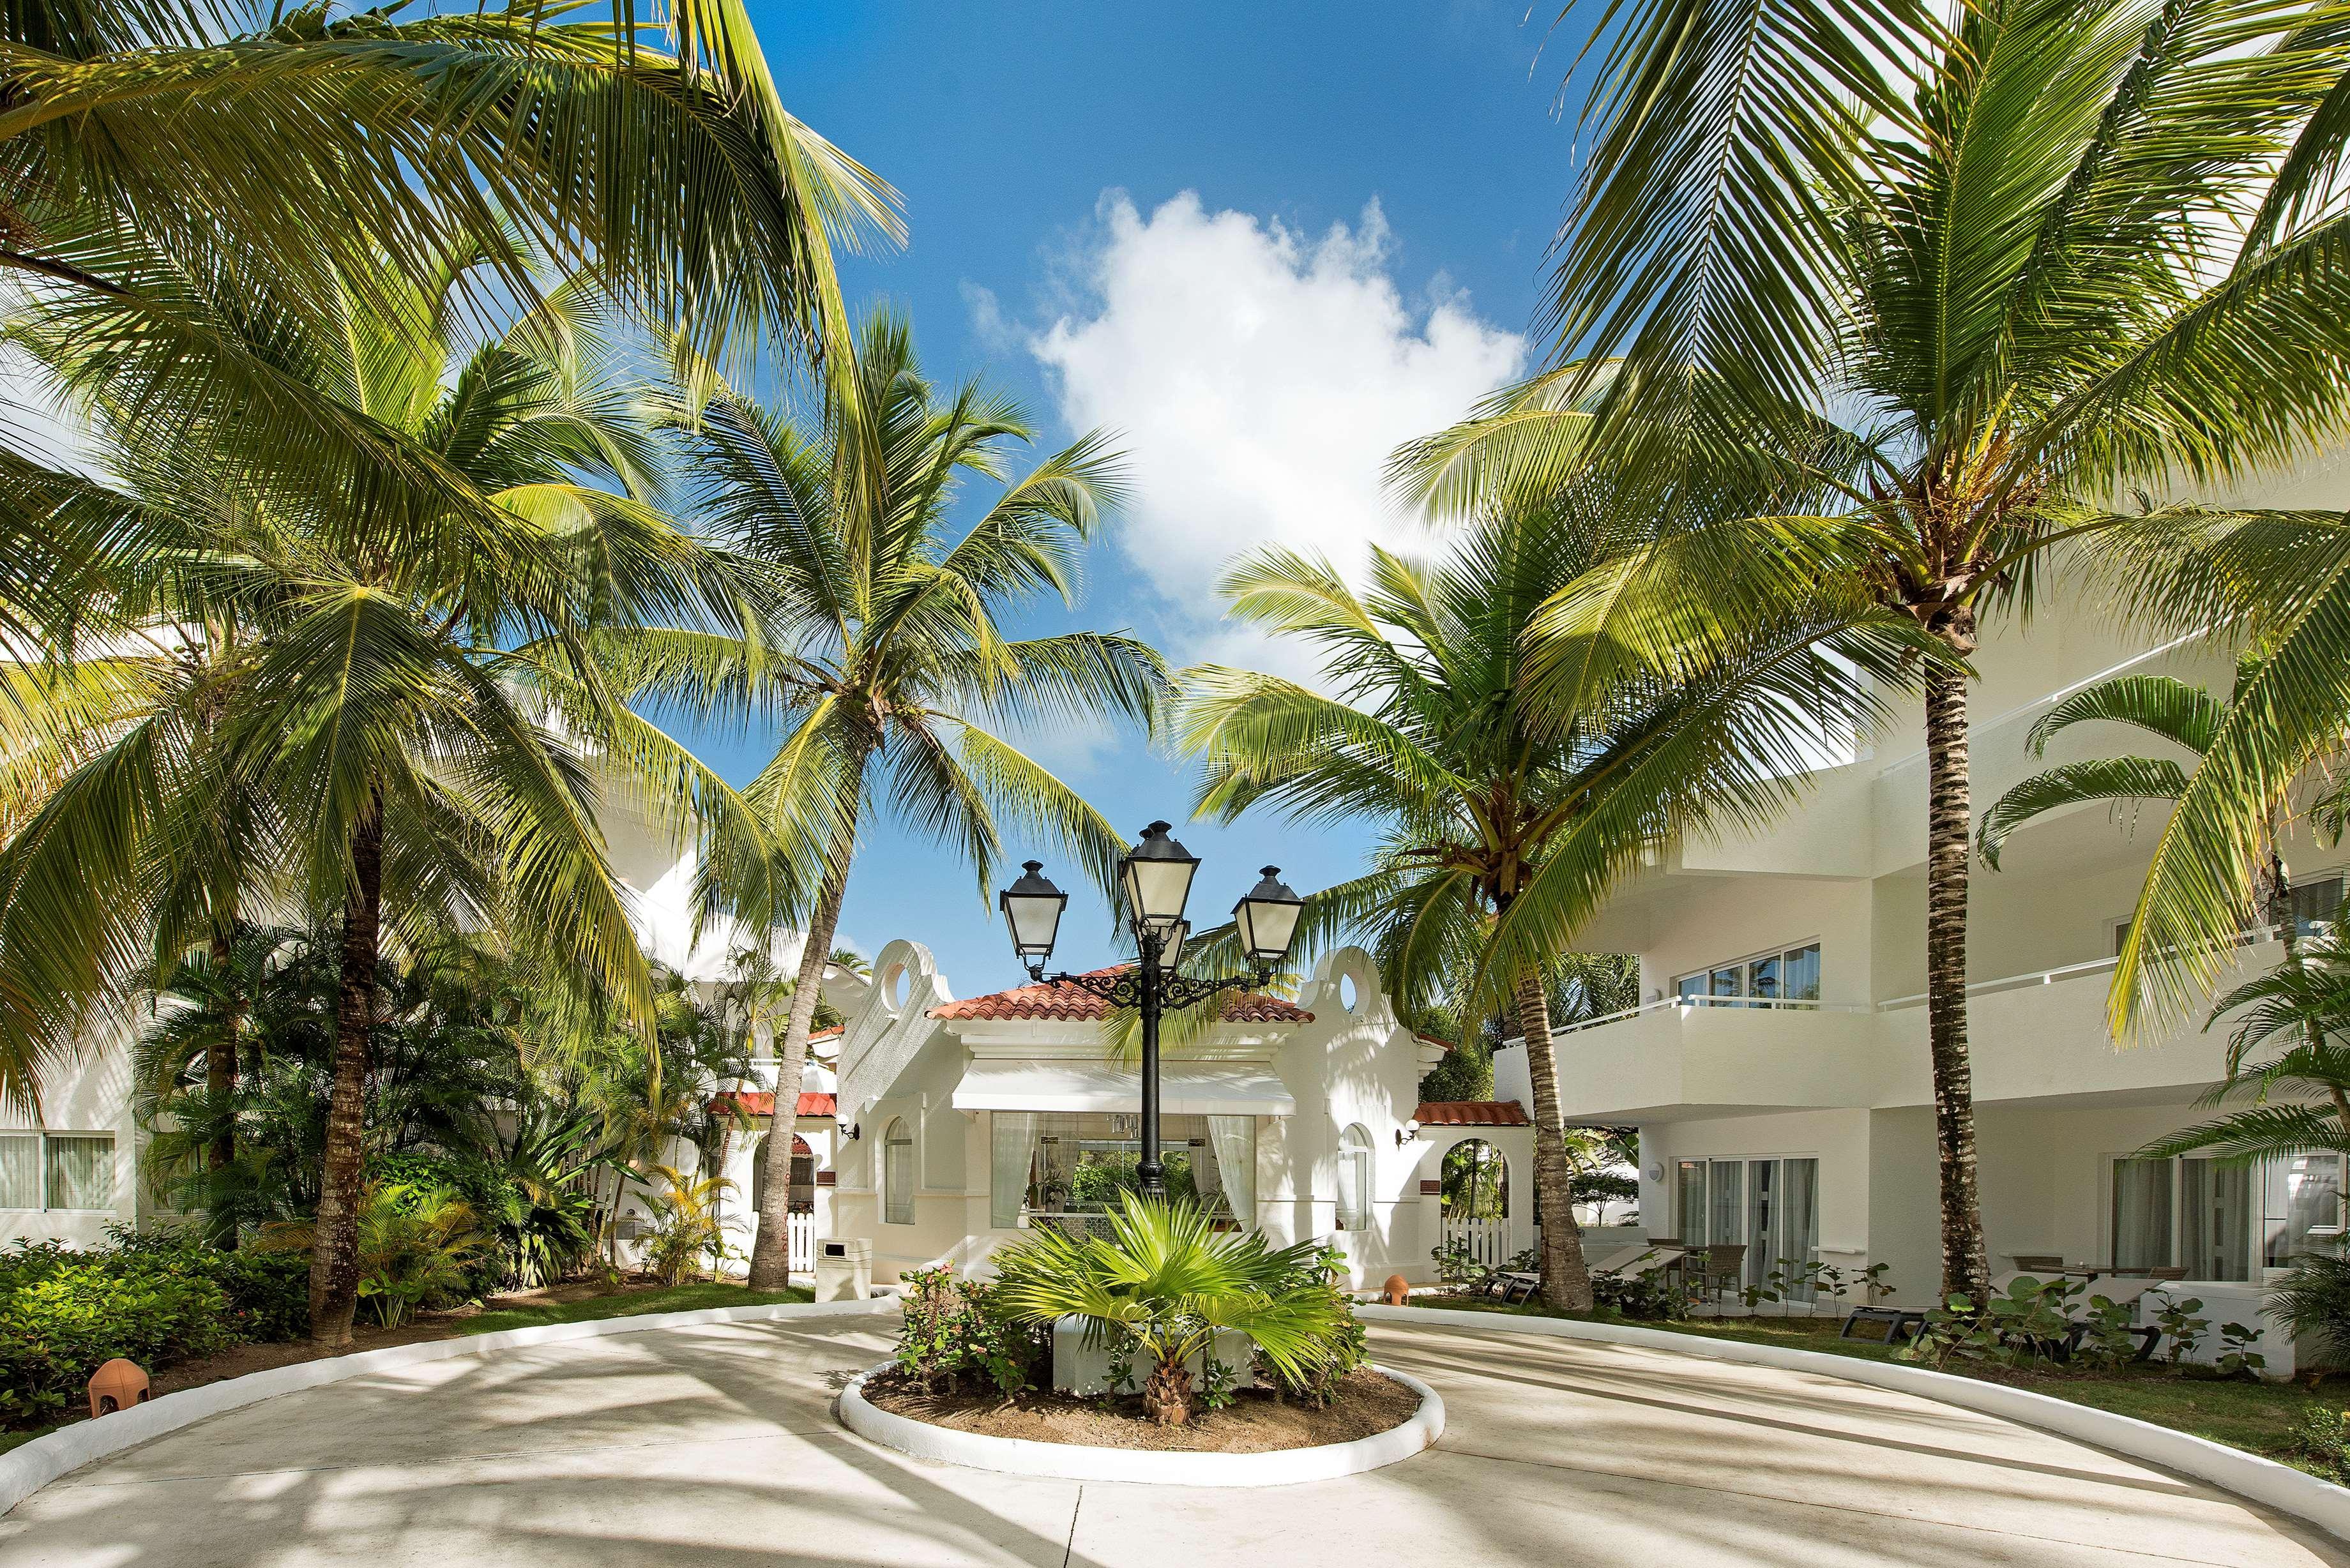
0 1318 2338 1567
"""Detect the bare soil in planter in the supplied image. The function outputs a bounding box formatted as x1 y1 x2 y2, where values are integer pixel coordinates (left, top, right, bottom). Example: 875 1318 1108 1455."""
860 1367 1422 1452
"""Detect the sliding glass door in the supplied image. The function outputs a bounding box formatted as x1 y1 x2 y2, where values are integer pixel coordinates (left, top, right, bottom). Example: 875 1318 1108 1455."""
1674 1154 1821 1295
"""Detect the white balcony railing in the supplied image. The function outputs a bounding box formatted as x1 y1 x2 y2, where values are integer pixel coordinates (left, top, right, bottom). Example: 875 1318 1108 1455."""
1554 997 1868 1038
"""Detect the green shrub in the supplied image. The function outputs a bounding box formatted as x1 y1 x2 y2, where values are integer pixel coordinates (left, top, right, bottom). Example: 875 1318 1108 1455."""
2290 1406 2350 1481
894 1265 1048 1396
2270 1253 2350 1369
0 1255 234 1427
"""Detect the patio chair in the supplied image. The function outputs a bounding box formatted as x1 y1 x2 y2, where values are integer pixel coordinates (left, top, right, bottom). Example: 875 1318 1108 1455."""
1690 1244 1747 1311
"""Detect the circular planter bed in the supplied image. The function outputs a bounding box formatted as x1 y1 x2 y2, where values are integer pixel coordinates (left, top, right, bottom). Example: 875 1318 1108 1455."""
837 1363 1444 1486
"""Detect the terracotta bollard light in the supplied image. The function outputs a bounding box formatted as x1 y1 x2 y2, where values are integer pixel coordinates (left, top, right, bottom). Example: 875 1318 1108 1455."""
87 1357 150 1417
1382 1274 1410 1307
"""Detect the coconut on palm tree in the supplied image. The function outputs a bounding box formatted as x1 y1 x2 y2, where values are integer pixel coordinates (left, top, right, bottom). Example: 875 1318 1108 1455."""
606 311 1171 1289
1404 0 2350 1303
1175 503 1909 1308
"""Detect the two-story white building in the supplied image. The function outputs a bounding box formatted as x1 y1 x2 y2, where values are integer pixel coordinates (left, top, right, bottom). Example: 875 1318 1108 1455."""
1528 601 2335 1362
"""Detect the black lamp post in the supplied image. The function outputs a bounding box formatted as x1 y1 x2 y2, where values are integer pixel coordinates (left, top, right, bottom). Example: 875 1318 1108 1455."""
998 822 1306 1196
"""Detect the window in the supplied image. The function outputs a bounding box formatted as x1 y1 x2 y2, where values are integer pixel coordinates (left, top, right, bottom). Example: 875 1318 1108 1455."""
0 1132 112 1212
2266 1153 2345 1267
1337 1125 1373 1231
883 1119 914 1225
988 1112 1257 1228
1676 942 1823 1007
2109 1154 2273 1281
2293 876 2346 939
1674 1154 1821 1293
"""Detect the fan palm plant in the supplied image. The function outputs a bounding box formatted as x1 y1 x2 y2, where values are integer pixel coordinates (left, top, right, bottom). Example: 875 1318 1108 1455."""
1403 0 2350 1304
988 1191 1351 1426
605 310 1172 1288
1 251 759 1344
0 0 896 661
1175 504 1912 1308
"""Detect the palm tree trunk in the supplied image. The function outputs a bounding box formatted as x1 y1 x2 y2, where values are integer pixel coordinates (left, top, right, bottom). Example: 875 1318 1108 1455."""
1512 963 1593 1311
205 924 239 1250
745 833 858 1290
1923 637 1990 1306
310 792 382 1347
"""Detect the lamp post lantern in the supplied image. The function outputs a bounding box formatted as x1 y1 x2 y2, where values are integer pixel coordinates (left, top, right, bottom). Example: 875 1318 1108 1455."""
997 823 1305 1196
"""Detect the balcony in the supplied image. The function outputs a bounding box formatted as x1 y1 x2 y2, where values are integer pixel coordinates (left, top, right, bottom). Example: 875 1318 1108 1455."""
1546 941 2280 1124
1549 999 1881 1122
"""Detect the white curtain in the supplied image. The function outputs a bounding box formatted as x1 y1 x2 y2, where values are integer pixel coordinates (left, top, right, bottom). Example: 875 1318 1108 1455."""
44 1135 111 1210
1208 1115 1257 1228
990 1113 1037 1230
0 1134 37 1209
2112 1157 2172 1270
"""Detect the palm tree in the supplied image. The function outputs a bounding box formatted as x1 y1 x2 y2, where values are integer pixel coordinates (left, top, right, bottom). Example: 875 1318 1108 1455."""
1175 505 1904 1308
0 0 897 660
609 311 1172 1288
3 253 757 1344
1407 0 2350 1304
2139 927 2350 1165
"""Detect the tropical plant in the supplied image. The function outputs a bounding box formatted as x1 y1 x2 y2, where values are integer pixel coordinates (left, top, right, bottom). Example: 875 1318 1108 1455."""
259 1180 490 1329
1175 504 1902 1307
893 1264 1047 1396
607 310 1171 1288
7 249 761 1346
633 1163 733 1286
989 1191 1353 1426
0 0 895 677
1407 0 2350 1305
2270 1253 2350 1368
2137 924 2350 1166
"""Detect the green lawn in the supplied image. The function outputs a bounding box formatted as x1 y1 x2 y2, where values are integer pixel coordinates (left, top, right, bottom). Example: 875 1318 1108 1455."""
1406 1295 2337 1474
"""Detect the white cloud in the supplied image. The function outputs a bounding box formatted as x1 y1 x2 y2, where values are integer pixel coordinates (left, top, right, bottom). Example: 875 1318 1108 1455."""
1031 192 1523 663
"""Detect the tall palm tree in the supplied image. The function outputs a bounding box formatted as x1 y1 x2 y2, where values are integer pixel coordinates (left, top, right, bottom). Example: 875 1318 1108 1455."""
0 0 897 659
1405 0 2350 1304
2139 928 2350 1165
1175 504 1906 1307
2 253 755 1343
607 311 1171 1288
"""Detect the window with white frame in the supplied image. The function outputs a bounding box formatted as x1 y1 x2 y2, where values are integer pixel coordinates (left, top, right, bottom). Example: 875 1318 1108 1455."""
1337 1124 1373 1231
1673 942 1822 1007
2107 1152 2338 1281
2292 874 2346 939
1671 1154 1822 1295
0 1132 114 1211
883 1119 914 1225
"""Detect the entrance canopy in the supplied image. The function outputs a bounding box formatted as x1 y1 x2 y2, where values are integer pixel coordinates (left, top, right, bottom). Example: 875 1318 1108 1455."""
951 1060 1296 1117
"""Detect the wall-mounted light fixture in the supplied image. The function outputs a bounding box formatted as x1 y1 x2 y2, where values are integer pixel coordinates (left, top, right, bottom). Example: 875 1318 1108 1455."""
843 1122 862 1142
1395 1119 1421 1147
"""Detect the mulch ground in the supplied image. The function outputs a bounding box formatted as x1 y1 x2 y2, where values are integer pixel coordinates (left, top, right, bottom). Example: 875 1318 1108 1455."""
862 1366 1423 1452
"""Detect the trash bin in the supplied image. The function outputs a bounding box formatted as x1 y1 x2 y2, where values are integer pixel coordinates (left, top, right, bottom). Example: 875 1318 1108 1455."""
814 1236 873 1302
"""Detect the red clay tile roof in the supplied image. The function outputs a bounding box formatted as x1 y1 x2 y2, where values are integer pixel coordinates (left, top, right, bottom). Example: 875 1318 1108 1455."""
710 1090 837 1119
1414 1099 1530 1127
808 1026 842 1042
1414 1032 1457 1054
929 965 1312 1024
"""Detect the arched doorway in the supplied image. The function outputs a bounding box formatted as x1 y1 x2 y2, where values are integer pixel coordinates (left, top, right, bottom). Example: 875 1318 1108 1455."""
751 1133 815 1216
1440 1137 1510 1269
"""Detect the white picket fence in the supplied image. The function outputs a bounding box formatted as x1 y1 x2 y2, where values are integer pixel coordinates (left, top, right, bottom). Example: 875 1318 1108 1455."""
788 1212 816 1272
1443 1216 1510 1268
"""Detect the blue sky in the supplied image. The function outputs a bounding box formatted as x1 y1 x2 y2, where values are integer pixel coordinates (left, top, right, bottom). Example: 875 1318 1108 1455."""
706 2 1582 997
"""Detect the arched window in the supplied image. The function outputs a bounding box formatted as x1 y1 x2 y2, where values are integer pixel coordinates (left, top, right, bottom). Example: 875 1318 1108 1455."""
884 1119 914 1225
1337 1124 1374 1231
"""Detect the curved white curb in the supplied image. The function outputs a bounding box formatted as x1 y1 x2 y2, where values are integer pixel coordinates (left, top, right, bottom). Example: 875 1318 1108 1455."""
1360 1304 2350 1545
0 1294 900 1518
837 1362 1444 1487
